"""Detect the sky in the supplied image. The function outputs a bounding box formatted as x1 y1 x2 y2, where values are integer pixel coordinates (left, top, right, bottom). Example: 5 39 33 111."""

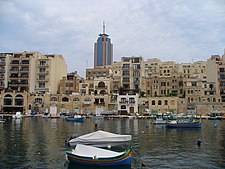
1 0 225 77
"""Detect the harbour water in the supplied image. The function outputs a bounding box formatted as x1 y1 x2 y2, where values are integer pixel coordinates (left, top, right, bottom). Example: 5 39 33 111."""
0 117 225 169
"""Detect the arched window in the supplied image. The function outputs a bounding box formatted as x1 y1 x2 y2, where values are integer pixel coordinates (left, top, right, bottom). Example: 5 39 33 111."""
15 94 24 106
50 97 57 101
35 98 42 104
158 100 162 105
4 94 12 105
73 97 79 101
213 98 216 102
152 100 155 105
165 100 168 105
99 90 106 95
62 97 69 102
98 81 105 87
84 98 91 102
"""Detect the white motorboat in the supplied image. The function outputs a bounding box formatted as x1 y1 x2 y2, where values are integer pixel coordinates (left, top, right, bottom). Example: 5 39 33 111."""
69 130 132 147
12 112 22 119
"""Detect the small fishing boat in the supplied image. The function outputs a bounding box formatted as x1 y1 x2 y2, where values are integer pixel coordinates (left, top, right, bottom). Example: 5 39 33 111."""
166 118 202 128
69 130 132 147
153 115 167 124
67 115 85 122
66 144 132 166
208 110 224 120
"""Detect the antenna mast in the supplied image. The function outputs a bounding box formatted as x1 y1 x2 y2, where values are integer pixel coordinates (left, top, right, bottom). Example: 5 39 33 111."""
103 21 105 34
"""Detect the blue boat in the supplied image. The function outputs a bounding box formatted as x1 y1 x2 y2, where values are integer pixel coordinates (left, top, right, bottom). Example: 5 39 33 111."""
66 115 85 123
66 144 132 166
166 119 202 128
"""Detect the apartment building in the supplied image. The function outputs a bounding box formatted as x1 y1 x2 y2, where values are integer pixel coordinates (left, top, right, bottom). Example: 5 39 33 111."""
35 54 67 94
206 54 225 102
0 53 11 90
58 71 83 95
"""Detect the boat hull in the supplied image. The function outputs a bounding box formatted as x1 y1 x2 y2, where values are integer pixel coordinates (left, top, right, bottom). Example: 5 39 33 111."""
67 117 85 122
66 149 132 166
166 122 202 128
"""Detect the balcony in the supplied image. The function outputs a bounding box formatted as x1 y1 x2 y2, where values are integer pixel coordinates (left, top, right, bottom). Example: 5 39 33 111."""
20 68 29 72
95 86 107 89
20 76 29 79
10 68 19 72
37 78 49 81
38 71 49 74
11 61 20 65
20 83 29 86
20 61 29 65
9 76 19 79
38 64 49 67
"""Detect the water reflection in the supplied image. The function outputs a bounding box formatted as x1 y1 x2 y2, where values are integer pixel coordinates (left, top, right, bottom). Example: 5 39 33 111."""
66 162 131 169
1 118 225 168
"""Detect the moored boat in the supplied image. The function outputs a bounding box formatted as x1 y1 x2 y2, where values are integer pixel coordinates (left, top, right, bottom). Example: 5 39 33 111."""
66 144 132 166
153 115 167 124
208 110 225 120
69 130 132 147
67 115 85 122
12 112 23 119
166 118 202 128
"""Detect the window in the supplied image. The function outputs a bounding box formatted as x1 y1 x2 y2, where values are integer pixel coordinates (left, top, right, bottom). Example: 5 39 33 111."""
192 82 197 86
133 64 140 69
121 105 126 109
34 98 42 104
161 82 166 86
39 82 45 88
165 100 168 105
152 100 155 105
84 98 91 102
123 71 130 76
50 97 57 101
123 64 130 68
73 97 79 101
133 71 140 76
39 68 46 72
62 97 69 102
158 100 162 105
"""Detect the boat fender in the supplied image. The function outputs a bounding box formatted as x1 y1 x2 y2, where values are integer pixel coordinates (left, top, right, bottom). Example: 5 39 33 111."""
197 139 202 147
107 145 111 149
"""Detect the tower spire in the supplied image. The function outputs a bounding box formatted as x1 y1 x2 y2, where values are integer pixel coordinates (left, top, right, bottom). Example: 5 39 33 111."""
103 21 105 34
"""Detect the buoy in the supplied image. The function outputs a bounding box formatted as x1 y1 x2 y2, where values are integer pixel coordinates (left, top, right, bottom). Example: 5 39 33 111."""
197 139 202 147
214 123 218 128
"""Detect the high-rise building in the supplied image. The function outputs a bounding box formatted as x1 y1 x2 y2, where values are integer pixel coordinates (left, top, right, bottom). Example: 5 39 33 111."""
94 22 113 68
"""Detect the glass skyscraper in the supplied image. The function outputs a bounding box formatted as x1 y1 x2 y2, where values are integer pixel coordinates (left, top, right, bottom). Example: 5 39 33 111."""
94 23 113 68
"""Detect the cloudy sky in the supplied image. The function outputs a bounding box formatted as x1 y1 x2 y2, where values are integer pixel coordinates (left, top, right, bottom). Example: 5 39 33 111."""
1 0 225 77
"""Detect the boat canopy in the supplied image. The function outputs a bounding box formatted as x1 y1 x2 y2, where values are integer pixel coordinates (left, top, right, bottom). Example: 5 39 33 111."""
72 144 124 158
69 130 131 145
